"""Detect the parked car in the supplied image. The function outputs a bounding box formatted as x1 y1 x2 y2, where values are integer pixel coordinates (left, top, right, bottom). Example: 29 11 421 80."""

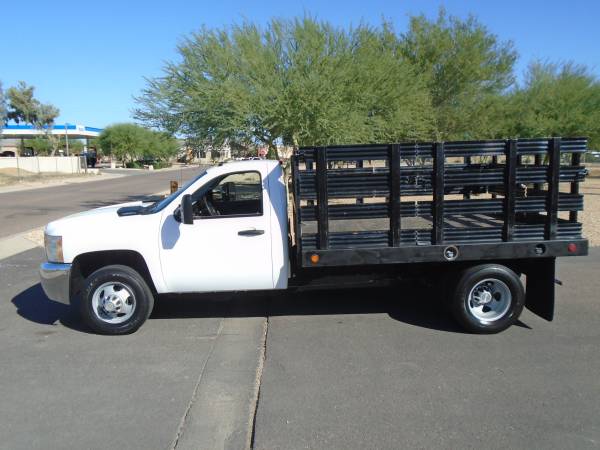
40 137 588 335
0 150 16 157
81 151 97 168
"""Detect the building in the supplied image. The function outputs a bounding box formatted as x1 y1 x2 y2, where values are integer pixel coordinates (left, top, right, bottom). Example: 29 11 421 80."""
0 124 103 155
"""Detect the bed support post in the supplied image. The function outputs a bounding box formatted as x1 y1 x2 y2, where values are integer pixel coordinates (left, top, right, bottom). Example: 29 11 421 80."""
316 147 329 249
433 142 445 244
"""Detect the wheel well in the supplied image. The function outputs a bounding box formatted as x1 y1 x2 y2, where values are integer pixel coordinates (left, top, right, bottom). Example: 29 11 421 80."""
71 250 157 296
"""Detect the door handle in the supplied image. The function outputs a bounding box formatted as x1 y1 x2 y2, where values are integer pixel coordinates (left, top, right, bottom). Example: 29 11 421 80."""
238 229 264 236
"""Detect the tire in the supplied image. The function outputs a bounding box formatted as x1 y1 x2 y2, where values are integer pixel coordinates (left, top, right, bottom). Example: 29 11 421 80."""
80 265 154 335
451 264 524 334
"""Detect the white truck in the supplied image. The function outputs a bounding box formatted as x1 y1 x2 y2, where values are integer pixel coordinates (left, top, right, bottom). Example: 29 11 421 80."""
40 139 588 335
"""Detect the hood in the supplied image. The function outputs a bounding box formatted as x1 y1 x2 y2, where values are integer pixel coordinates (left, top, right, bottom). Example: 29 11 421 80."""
44 199 164 264
45 201 146 236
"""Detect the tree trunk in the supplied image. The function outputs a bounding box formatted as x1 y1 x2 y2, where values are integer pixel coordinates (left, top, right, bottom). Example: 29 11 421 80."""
267 142 278 160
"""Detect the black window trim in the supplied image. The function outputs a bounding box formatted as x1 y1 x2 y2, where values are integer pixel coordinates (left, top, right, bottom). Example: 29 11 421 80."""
191 170 264 220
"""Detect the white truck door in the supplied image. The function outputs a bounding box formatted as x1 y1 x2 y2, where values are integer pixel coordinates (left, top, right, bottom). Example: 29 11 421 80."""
158 167 273 293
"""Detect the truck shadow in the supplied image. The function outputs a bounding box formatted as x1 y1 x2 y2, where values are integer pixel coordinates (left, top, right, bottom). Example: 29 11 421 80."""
13 283 531 334
151 285 531 333
11 284 89 333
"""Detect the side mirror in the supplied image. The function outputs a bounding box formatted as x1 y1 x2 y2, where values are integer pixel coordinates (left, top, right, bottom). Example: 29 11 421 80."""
181 194 194 225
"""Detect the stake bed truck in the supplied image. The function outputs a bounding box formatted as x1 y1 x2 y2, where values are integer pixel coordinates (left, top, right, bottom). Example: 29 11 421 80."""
40 137 588 334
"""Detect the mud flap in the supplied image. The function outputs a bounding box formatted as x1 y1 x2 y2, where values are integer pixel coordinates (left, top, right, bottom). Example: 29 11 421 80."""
524 257 556 321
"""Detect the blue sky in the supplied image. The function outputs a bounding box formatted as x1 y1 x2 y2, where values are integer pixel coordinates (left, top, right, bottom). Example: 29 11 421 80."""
1 0 598 128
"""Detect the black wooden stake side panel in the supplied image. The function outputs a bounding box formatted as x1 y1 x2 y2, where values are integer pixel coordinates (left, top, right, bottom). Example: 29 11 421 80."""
433 142 445 244
306 159 314 207
291 137 587 265
356 159 364 204
503 139 517 241
570 152 581 222
547 138 561 240
390 144 402 246
316 147 329 249
464 155 472 199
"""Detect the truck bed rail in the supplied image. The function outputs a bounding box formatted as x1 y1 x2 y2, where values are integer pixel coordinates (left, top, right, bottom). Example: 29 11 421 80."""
291 137 588 267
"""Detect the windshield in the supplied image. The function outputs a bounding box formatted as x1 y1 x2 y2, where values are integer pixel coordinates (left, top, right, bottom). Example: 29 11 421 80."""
146 168 209 213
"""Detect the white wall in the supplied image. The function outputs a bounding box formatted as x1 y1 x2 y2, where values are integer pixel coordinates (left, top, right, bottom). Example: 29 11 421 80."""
0 156 84 174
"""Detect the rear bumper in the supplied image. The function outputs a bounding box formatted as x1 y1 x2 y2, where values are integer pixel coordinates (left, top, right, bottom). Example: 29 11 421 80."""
40 262 71 305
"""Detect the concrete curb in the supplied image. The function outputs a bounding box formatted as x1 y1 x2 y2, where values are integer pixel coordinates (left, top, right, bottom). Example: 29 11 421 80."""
0 227 44 261
171 316 268 450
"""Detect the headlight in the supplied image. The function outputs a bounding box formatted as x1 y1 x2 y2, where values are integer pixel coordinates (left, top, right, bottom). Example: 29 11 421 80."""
44 234 64 263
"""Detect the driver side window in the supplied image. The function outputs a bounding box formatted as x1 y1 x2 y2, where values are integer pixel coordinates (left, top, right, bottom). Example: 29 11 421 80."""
193 171 262 218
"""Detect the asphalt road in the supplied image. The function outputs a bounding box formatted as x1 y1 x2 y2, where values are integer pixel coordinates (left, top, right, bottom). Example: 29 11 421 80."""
0 167 203 238
1 246 599 449
253 250 600 449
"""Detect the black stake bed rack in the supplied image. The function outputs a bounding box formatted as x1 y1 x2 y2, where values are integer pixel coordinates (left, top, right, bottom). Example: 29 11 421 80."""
291 137 589 268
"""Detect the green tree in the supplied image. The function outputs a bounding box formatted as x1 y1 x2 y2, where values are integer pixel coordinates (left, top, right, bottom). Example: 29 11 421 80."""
0 81 6 126
88 137 101 153
507 62 600 149
142 131 180 160
400 9 517 140
134 17 435 158
6 81 60 154
135 13 600 152
22 137 83 155
23 137 52 154
60 137 84 154
99 123 179 164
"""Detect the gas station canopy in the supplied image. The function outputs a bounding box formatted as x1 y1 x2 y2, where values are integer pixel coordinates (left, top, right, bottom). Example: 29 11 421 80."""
0 124 103 139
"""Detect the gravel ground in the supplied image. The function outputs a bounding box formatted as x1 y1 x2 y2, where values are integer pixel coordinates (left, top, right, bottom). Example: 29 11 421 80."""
580 177 600 246
0 168 100 186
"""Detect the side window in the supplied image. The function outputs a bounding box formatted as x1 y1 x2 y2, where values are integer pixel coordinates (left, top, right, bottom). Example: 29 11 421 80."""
193 171 262 218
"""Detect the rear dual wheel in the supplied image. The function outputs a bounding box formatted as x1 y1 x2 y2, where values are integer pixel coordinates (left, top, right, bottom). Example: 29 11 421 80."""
450 264 525 334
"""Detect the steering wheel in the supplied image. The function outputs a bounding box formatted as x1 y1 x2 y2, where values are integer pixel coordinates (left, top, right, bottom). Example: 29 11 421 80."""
202 195 220 216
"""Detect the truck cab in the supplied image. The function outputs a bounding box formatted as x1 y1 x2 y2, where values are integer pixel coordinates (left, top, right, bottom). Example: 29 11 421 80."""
40 160 289 334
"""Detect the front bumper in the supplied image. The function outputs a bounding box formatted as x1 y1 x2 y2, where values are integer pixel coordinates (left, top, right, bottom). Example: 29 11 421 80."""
40 262 71 305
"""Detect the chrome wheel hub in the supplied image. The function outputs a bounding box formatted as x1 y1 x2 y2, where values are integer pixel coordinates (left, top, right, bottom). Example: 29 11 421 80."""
91 282 136 324
102 296 121 313
467 278 511 323
474 289 493 305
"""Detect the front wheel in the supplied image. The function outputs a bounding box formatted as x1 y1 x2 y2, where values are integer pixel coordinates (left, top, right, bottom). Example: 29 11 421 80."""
451 264 524 334
80 265 154 335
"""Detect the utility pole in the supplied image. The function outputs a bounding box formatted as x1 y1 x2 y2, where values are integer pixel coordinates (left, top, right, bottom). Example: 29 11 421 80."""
65 123 69 156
